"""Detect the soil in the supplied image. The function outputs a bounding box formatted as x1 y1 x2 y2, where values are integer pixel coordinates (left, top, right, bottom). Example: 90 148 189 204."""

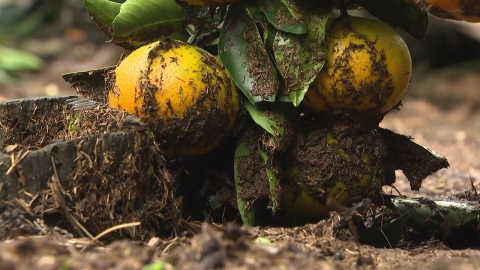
1 96 479 270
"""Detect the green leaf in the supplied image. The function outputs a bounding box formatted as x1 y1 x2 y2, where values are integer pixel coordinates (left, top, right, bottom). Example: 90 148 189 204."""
359 213 408 248
142 261 166 270
83 0 121 39
392 198 480 229
272 7 329 106
258 0 306 34
219 6 279 103
245 3 272 43
112 0 188 45
0 45 42 71
244 102 285 143
280 0 304 22
359 0 429 39
83 0 121 26
259 145 279 214
234 141 256 226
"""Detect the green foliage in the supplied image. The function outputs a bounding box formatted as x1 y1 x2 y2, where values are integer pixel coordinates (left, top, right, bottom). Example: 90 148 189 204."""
272 6 329 106
234 140 256 226
81 0 428 104
0 45 43 86
258 0 307 34
84 0 188 48
219 5 278 103
243 102 286 145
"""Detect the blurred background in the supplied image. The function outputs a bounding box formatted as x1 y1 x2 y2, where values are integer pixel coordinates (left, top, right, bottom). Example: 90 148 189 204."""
0 0 124 100
0 0 479 110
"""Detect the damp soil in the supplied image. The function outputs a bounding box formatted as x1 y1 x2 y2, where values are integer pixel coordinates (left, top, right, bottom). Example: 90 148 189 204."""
1 98 480 269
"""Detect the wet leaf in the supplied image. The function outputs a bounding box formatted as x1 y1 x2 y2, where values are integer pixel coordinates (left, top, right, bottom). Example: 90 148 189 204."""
244 102 285 144
280 0 304 22
245 3 273 43
379 128 449 191
272 7 329 106
234 141 256 226
258 0 306 34
392 198 480 229
83 0 121 32
359 213 407 248
219 6 278 103
112 0 188 46
359 0 429 39
258 145 279 214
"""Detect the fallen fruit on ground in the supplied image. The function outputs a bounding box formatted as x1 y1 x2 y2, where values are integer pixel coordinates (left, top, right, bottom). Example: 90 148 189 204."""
108 39 240 157
304 16 412 113
279 124 390 218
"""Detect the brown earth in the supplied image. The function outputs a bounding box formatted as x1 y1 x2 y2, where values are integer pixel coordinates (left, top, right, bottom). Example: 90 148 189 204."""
1 95 480 270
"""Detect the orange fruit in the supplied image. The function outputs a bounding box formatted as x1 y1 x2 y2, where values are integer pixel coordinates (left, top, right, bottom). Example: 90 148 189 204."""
421 0 480 22
304 16 412 114
108 39 240 157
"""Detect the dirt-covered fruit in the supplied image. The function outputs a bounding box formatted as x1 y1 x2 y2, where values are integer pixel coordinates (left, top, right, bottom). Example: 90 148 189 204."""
304 16 412 114
108 40 240 157
279 127 389 218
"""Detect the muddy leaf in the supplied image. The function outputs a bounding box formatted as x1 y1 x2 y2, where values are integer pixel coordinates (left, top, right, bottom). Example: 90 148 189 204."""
245 3 273 43
112 0 188 46
280 0 303 22
244 102 285 146
258 145 279 214
359 0 429 39
391 198 480 229
378 128 449 191
272 7 329 106
83 0 121 39
359 213 408 248
234 141 256 226
258 0 306 34
219 6 278 103
62 66 115 103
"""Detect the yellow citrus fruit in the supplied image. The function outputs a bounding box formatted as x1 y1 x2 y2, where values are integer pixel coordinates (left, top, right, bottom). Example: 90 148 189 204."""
108 39 240 157
279 131 383 218
280 156 373 218
304 16 412 114
180 0 241 7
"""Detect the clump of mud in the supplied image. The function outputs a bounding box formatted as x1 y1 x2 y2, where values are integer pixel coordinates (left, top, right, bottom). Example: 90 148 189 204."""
231 107 448 223
0 97 183 241
284 118 391 205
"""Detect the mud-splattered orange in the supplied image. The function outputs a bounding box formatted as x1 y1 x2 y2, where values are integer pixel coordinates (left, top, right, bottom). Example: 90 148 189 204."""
304 16 412 114
108 40 240 157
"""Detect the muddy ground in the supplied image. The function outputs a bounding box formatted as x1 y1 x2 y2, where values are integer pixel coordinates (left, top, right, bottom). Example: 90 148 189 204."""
1 94 480 269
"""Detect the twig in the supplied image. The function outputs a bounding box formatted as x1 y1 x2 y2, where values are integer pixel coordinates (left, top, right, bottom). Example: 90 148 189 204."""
93 222 141 242
6 150 30 174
